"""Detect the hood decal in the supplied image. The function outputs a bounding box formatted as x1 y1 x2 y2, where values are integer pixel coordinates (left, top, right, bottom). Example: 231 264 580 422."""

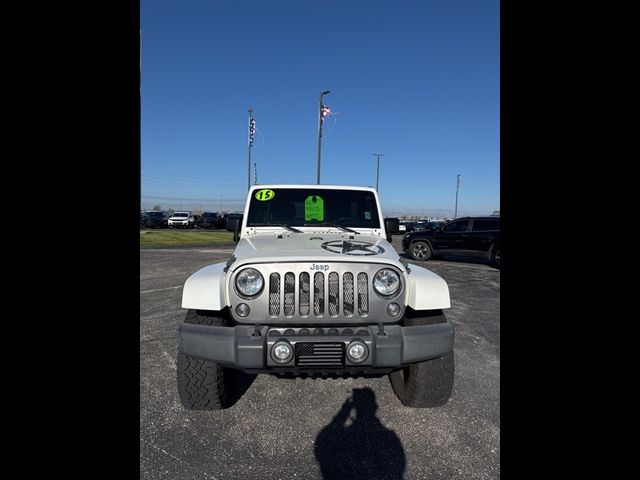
321 240 385 256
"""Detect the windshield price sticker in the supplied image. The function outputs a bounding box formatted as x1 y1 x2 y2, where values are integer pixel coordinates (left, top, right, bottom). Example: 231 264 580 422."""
304 195 324 221
255 189 275 201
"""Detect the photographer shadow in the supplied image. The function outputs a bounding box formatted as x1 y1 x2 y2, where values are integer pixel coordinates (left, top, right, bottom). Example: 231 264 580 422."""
314 387 406 479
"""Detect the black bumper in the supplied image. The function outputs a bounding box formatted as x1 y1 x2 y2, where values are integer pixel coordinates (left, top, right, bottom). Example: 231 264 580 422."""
178 322 454 371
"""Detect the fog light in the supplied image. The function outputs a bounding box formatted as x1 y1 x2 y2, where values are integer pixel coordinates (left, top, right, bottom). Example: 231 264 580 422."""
346 340 368 363
235 303 250 317
271 340 293 364
387 302 401 316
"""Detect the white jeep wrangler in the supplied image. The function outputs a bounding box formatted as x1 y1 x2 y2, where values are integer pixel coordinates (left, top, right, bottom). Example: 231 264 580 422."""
177 185 454 409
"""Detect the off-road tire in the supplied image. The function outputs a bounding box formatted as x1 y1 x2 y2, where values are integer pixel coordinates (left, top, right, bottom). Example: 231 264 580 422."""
177 309 234 410
409 241 432 261
389 310 454 407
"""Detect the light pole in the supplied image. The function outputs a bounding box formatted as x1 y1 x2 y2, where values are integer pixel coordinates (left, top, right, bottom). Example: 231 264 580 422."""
373 153 384 191
247 107 254 191
316 90 330 184
454 174 461 218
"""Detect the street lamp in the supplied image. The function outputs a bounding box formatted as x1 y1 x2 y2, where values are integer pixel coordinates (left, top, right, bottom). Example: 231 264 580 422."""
373 153 384 191
316 90 330 184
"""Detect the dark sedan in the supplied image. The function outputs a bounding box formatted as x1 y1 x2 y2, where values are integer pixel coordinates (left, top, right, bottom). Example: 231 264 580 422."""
402 216 500 267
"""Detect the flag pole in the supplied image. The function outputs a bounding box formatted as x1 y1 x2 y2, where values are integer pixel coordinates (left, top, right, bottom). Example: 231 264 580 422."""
248 107 253 191
316 90 330 184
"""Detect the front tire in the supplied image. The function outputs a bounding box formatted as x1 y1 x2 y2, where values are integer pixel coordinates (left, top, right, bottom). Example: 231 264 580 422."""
389 310 454 407
177 309 235 410
409 241 432 261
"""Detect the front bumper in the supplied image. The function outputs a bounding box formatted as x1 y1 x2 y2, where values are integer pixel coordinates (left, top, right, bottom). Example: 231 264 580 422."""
178 322 454 372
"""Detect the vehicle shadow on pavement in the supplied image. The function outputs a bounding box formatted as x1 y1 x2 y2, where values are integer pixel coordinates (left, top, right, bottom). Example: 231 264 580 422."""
226 370 257 408
314 387 406 479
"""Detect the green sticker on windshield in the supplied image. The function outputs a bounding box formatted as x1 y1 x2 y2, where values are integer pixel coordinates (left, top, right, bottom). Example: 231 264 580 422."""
255 189 275 201
304 195 324 221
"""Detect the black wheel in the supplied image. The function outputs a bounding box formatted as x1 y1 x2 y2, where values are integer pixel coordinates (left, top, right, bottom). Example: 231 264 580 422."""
409 241 432 261
389 310 454 407
491 247 501 268
177 309 236 410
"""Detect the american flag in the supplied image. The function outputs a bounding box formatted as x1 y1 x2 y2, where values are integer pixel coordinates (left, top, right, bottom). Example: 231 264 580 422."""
249 118 256 146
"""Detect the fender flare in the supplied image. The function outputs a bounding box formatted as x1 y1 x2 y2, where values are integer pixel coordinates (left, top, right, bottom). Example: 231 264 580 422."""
181 263 228 311
404 264 450 310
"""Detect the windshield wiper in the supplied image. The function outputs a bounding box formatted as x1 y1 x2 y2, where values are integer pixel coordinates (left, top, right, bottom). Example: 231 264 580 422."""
305 223 360 235
250 223 302 233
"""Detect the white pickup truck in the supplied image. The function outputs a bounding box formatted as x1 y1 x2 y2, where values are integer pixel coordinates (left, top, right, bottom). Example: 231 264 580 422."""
177 185 454 409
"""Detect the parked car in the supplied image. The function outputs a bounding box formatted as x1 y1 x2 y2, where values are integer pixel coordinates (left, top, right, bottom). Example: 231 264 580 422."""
196 212 224 229
141 210 169 228
402 216 500 267
168 211 195 228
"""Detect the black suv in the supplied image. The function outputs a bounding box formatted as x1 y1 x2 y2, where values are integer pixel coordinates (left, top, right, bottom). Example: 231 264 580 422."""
402 216 500 267
196 212 224 229
141 210 169 228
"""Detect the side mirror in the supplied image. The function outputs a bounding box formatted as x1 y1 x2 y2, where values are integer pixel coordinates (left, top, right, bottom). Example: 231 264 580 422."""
384 218 400 234
233 220 241 242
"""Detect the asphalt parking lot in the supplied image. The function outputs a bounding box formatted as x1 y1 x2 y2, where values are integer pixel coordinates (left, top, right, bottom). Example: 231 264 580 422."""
140 235 500 479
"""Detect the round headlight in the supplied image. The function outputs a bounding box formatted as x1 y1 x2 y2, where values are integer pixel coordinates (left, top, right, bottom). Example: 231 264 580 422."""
373 268 400 296
235 268 264 297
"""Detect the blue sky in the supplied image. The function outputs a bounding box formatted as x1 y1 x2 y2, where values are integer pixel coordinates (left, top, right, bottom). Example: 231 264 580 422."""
141 0 499 217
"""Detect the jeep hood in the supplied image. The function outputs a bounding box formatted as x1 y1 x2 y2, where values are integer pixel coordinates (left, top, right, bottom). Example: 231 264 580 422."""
231 233 405 271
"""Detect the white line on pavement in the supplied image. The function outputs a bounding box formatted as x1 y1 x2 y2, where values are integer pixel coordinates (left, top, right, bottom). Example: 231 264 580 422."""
140 285 183 294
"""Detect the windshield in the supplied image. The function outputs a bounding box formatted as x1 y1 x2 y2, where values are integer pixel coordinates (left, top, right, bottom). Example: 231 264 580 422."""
147 212 163 218
173 213 188 217
247 188 380 229
202 213 218 218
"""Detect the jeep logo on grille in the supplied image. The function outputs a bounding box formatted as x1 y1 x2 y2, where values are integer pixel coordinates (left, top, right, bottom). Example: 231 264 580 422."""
321 240 385 256
310 264 329 271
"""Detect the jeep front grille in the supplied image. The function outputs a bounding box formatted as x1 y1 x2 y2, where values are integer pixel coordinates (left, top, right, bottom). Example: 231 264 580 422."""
270 271 369 318
343 272 354 316
328 272 339 317
357 272 369 315
284 272 295 316
269 273 280 316
299 272 310 316
314 272 324 316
